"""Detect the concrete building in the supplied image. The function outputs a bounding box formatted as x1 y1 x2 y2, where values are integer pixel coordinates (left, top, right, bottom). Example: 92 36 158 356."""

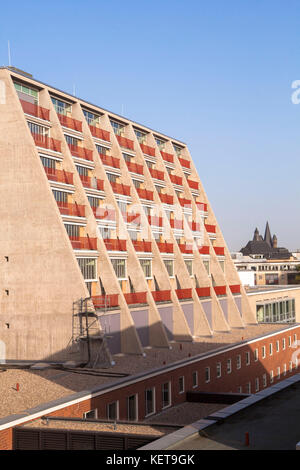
232 252 300 287
0 66 257 365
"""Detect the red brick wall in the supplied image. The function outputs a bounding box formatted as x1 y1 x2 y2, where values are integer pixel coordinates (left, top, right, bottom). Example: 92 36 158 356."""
1 326 299 450
0 428 12 450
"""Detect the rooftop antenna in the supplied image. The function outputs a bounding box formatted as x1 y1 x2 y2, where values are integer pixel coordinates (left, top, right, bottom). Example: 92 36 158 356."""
7 40 11 67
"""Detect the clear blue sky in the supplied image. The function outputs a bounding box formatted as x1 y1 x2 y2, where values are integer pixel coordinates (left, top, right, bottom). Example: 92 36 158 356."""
1 0 300 251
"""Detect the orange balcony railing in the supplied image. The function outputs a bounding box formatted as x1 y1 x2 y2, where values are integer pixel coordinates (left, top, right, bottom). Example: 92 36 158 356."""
187 179 199 190
137 188 154 200
68 143 93 161
196 287 211 297
140 143 155 156
124 212 141 224
20 99 50 121
178 157 190 169
179 197 192 207
157 242 173 253
92 294 119 309
57 113 82 132
170 219 184 230
70 236 97 250
159 193 173 205
189 221 201 232
151 290 171 302
205 224 216 233
149 168 165 181
161 151 174 163
199 246 210 255
126 160 144 175
110 181 131 196
148 215 163 227
214 247 225 256
103 239 127 251
176 288 192 300
132 240 152 252
89 125 110 142
230 285 241 294
79 175 104 191
92 207 116 220
56 201 85 217
44 167 73 185
214 286 226 296
124 292 147 305
196 202 208 212
99 153 120 169
116 135 134 150
170 174 183 186
32 133 61 152
178 243 193 254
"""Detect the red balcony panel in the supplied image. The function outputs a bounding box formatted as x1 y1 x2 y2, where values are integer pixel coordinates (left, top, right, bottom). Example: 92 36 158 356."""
57 201 85 217
176 288 192 300
44 167 74 185
159 193 173 205
20 99 50 121
196 202 208 212
79 174 104 191
178 243 193 254
179 197 192 207
70 236 97 250
57 113 82 132
199 246 210 255
148 215 163 227
116 135 134 150
104 239 126 251
126 160 144 175
196 287 211 298
170 174 183 186
151 290 171 302
230 284 241 294
214 246 225 256
92 294 119 309
160 151 174 163
189 221 201 232
149 168 165 181
214 286 226 296
170 219 184 230
157 242 173 253
137 188 154 200
32 133 61 152
187 179 199 190
68 143 93 161
89 125 110 142
124 212 141 224
93 207 115 220
132 240 152 252
205 224 216 233
124 292 147 305
179 157 190 169
110 181 131 196
140 143 155 156
99 153 120 169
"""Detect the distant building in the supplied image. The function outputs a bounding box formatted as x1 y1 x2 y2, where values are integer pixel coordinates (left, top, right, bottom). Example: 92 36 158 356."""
240 222 291 260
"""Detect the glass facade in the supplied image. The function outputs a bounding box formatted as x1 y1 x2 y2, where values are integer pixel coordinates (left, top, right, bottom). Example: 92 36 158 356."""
256 299 295 323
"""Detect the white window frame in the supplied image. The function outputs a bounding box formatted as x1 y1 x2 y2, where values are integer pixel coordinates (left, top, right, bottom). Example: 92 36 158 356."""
162 382 172 409
236 354 241 370
192 371 198 388
145 387 156 417
205 366 210 383
127 394 138 422
227 358 232 374
178 376 185 394
216 362 222 378
107 401 119 421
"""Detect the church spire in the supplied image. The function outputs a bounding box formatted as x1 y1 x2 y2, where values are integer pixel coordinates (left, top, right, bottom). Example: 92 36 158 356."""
264 221 272 247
